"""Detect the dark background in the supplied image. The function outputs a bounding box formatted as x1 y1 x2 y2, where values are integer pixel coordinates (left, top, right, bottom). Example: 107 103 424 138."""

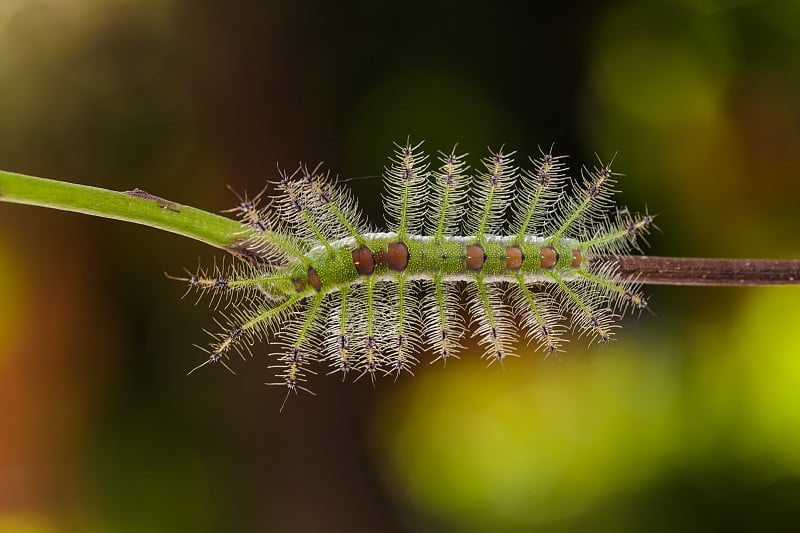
1 1 800 531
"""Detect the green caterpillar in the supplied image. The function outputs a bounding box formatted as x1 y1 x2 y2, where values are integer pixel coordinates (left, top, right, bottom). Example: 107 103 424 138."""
175 140 653 400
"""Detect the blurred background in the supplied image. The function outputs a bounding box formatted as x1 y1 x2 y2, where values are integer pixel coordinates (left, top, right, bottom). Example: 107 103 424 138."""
1 0 800 531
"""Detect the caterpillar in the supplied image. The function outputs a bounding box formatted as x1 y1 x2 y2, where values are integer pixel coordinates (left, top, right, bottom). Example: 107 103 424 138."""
173 140 653 402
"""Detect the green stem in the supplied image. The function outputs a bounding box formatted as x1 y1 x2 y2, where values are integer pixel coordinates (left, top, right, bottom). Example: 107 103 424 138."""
0 170 253 256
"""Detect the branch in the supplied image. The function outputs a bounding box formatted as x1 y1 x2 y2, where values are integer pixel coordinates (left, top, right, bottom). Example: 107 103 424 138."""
0 170 255 258
604 255 800 286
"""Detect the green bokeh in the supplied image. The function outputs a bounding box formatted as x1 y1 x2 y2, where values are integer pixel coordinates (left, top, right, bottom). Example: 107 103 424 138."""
377 287 800 531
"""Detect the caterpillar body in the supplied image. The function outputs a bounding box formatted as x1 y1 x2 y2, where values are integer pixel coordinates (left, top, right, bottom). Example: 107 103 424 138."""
175 140 653 400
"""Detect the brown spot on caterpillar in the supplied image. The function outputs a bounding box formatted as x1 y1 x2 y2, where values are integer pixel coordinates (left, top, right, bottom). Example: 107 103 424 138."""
124 188 180 212
307 266 322 292
466 244 485 272
352 245 375 276
571 249 583 268
506 245 524 271
293 278 307 292
387 241 409 271
541 246 558 269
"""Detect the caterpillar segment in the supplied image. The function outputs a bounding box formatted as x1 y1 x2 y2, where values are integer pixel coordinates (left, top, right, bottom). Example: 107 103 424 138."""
175 140 654 400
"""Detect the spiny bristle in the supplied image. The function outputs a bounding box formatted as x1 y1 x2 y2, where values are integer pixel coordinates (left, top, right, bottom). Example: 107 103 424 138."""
384 139 430 239
465 278 519 364
463 147 517 239
222 185 270 233
166 260 237 308
507 280 565 355
175 140 656 406
189 342 236 375
549 158 620 242
426 147 470 242
510 146 568 239
202 315 251 363
421 275 466 365
301 163 372 241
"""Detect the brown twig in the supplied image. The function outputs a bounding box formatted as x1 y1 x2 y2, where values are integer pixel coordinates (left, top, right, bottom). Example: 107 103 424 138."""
604 256 800 286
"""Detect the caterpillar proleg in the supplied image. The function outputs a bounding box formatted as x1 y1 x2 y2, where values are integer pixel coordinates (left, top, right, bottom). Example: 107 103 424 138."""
174 140 653 401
